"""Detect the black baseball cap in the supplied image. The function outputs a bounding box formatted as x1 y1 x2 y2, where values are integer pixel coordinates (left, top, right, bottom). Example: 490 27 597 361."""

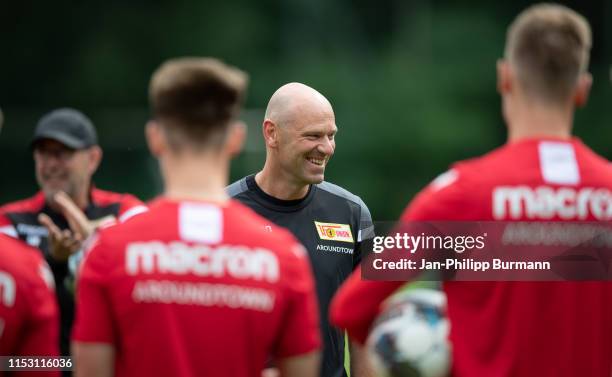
31 108 98 149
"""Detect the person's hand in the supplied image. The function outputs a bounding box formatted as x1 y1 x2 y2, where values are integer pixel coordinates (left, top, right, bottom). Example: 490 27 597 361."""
38 191 94 261
55 191 95 239
38 212 83 261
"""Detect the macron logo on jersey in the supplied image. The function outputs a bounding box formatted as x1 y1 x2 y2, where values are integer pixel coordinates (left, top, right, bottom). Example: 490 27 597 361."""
0 271 16 308
493 186 612 220
126 241 280 283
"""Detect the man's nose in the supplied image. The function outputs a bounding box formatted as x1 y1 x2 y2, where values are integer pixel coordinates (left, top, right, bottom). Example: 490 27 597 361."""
317 138 335 155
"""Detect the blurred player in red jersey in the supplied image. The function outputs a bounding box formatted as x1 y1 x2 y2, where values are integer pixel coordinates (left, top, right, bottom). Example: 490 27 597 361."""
71 58 321 377
0 108 60 377
0 235 60 377
331 4 612 377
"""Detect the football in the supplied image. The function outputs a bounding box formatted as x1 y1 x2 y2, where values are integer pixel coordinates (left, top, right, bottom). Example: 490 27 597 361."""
366 288 451 377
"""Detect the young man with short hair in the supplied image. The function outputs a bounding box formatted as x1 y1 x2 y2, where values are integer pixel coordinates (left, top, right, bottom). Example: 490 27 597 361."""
72 58 321 377
331 4 612 377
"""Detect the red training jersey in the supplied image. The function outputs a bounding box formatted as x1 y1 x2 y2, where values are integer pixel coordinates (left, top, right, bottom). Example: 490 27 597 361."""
0 234 59 377
0 187 147 356
331 137 612 377
73 198 320 377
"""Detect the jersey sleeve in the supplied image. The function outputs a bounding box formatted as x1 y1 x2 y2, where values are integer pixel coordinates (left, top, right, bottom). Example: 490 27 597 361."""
354 198 374 269
402 168 464 221
274 241 321 358
117 194 148 223
71 234 117 345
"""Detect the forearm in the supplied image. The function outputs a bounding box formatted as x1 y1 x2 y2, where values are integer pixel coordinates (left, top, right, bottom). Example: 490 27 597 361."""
349 341 375 377
72 342 114 377
278 351 320 377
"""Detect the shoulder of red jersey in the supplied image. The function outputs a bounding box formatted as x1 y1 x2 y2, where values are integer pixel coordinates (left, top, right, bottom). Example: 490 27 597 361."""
80 199 310 285
572 139 612 181
400 143 516 221
0 192 45 216
0 234 55 292
86 203 154 251
403 139 612 221
0 192 46 238
0 233 40 263
401 154 488 221
87 198 302 253
91 188 148 222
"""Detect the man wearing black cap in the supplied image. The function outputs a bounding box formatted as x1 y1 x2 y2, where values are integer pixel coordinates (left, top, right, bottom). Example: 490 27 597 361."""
0 108 147 358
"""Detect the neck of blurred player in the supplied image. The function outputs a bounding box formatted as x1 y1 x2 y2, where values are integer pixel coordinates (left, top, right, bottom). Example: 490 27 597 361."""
160 150 229 204
506 93 573 143
256 160 309 201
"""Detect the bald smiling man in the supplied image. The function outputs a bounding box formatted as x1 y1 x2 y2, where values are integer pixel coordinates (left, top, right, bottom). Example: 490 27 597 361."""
228 83 374 377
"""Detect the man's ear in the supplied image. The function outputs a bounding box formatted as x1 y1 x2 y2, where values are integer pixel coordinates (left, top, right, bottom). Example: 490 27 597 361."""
88 146 103 174
145 120 166 157
225 120 246 157
497 59 513 95
262 119 279 148
574 72 592 108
